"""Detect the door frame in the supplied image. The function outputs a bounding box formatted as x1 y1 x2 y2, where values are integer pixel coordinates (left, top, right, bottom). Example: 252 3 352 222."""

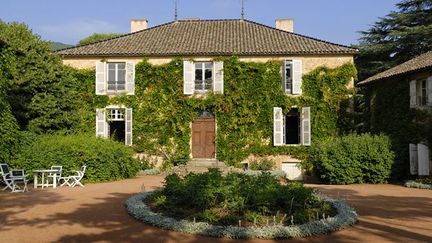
190 115 217 159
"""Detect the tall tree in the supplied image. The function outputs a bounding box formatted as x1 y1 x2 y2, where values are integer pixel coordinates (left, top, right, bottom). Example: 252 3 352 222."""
0 20 80 133
356 0 432 81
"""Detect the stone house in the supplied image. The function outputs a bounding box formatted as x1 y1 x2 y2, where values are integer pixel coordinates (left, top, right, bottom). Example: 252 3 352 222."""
58 18 357 179
358 51 432 177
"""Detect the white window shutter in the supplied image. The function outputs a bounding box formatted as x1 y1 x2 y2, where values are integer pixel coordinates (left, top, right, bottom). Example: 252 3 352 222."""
96 109 108 138
125 108 133 146
292 60 303 95
213 61 224 94
418 143 430 176
301 107 311 146
126 62 135 95
409 144 418 175
409 80 416 108
427 76 432 106
96 61 106 95
273 107 284 146
183 61 194 95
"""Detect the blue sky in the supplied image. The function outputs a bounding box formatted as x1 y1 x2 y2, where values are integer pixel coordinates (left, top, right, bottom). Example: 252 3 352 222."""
1 0 400 45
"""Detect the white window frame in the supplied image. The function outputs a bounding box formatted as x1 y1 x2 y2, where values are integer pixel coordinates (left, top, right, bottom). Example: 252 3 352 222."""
194 62 214 93
273 107 311 146
95 106 132 146
283 60 293 94
107 62 127 93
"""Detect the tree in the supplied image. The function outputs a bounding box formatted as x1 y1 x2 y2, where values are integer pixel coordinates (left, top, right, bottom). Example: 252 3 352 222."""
0 20 80 133
356 0 432 81
78 33 122 45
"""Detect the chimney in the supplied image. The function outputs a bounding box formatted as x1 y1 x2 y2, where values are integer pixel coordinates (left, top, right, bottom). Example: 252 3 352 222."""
275 19 294 33
130 19 148 33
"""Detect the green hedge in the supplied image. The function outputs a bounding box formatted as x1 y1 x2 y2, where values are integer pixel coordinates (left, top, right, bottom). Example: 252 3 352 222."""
305 133 395 184
12 134 140 182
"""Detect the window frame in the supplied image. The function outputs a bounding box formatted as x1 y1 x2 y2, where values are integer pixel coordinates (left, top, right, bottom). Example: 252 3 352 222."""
107 62 127 93
284 60 293 94
194 61 214 93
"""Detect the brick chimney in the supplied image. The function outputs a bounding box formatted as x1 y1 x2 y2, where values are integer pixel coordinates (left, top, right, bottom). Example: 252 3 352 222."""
275 19 294 33
130 19 148 33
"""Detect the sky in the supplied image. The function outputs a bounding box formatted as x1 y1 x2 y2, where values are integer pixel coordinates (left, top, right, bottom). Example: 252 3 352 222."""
1 0 400 46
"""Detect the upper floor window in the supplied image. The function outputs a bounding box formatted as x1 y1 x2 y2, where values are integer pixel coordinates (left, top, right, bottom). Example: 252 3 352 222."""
95 61 135 96
183 61 223 95
410 77 432 108
282 60 302 95
107 62 126 92
284 61 293 94
195 62 213 92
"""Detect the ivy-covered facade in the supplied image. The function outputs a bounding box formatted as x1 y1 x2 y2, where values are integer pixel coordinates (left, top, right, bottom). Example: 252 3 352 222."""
59 19 358 169
358 51 432 179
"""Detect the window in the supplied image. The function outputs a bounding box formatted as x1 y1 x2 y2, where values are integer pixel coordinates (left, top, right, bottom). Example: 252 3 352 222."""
419 79 427 106
273 107 310 146
195 62 213 92
282 60 302 95
284 60 293 93
96 107 133 146
107 62 126 92
285 108 300 145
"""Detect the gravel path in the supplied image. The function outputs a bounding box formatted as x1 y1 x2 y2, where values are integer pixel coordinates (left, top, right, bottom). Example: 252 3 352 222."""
1 175 431 243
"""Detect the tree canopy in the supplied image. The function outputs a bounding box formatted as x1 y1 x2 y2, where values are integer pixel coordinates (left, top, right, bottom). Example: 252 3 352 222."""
356 0 432 81
78 33 122 45
0 20 80 133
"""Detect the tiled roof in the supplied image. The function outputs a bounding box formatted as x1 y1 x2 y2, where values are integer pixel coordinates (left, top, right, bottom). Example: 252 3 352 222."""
57 19 357 57
358 51 432 86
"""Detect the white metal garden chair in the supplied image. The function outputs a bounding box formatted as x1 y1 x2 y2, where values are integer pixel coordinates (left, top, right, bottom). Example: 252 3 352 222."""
47 165 62 187
0 163 14 191
10 169 29 192
60 165 86 187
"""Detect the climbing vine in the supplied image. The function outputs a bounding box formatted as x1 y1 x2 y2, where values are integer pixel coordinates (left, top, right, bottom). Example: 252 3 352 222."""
72 57 357 167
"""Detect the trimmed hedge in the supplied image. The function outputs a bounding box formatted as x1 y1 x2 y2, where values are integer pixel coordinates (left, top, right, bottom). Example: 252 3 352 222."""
12 134 140 182
305 133 395 184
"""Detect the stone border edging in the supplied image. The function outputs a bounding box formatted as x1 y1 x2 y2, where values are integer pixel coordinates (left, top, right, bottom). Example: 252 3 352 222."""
125 191 357 239
405 180 432 190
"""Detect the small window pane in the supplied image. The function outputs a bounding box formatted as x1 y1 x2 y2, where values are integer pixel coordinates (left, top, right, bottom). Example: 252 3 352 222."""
108 63 116 70
108 70 116 81
118 70 126 82
205 69 212 80
195 69 203 81
117 63 126 69
195 63 203 69
205 62 212 69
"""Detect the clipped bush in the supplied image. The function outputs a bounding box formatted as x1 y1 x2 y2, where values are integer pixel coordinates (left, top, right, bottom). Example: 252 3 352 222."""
249 158 275 171
306 133 395 184
12 134 140 182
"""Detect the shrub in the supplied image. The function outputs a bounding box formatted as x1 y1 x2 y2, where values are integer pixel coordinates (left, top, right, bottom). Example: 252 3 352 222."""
12 134 140 182
249 158 275 171
149 169 333 226
305 133 395 184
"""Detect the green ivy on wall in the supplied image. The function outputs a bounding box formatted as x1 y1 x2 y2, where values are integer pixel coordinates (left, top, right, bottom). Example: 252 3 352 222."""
72 57 357 167
363 79 432 179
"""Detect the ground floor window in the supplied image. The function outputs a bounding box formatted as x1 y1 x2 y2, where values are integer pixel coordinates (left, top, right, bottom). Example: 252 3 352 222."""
273 107 310 146
96 107 132 146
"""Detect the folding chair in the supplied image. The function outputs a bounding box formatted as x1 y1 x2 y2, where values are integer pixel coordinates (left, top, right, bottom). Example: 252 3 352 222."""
0 163 14 191
10 169 29 192
61 165 86 187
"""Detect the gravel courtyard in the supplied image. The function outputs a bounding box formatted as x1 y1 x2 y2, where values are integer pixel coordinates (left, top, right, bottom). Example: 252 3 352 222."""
1 175 431 243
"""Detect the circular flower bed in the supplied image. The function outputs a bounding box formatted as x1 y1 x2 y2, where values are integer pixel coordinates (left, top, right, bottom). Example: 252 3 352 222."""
126 191 357 239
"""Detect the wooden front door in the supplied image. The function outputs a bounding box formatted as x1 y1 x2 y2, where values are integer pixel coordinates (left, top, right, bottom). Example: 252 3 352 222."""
192 118 215 158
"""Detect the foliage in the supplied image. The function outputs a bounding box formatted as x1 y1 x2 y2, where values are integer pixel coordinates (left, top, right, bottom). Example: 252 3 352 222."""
405 180 432 190
73 58 357 167
356 0 432 80
78 33 122 45
249 158 275 171
11 134 140 182
0 20 80 133
363 79 431 179
305 133 395 184
126 190 357 239
148 169 333 226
